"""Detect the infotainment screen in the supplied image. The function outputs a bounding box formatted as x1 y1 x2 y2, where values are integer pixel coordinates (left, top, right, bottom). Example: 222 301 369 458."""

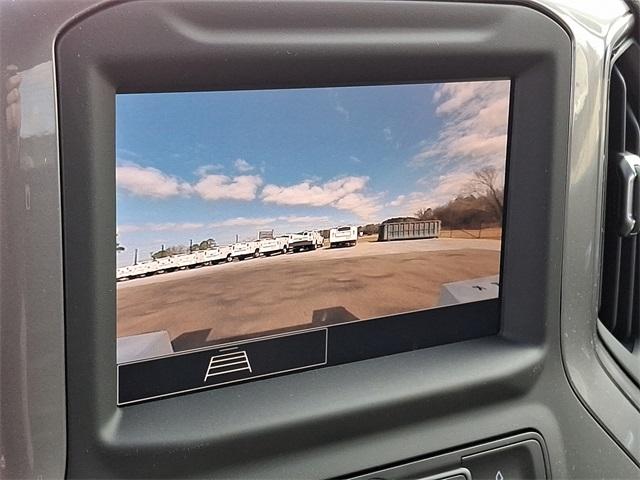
116 80 510 404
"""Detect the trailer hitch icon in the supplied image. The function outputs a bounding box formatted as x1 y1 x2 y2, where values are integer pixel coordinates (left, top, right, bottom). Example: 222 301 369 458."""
203 350 252 382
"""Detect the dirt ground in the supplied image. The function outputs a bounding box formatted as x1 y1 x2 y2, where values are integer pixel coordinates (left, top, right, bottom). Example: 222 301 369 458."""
117 238 501 352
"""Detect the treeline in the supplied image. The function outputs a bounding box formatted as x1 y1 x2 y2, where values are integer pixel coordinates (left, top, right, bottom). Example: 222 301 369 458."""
363 167 504 232
357 191 502 235
414 193 501 229
152 238 217 259
402 166 503 229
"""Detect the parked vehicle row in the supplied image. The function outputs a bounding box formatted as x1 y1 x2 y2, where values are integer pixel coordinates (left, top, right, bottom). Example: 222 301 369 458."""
116 230 334 281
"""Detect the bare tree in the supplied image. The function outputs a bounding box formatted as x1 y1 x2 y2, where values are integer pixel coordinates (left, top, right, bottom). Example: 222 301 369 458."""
468 166 503 218
151 244 188 259
199 238 216 250
414 207 434 220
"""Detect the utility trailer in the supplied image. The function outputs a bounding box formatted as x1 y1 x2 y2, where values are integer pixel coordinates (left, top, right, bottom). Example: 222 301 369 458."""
378 220 441 241
329 226 358 247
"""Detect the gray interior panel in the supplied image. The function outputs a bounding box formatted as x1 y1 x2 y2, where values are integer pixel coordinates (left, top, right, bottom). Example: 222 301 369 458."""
52 1 637 478
0 0 634 478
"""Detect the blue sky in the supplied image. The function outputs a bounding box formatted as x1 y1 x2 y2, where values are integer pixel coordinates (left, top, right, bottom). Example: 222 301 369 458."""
116 80 510 265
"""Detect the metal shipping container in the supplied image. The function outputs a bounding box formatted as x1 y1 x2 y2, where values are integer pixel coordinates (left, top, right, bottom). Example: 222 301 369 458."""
378 220 441 241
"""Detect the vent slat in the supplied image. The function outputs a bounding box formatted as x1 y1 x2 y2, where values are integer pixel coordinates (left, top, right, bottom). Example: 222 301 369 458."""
600 59 640 352
616 236 636 340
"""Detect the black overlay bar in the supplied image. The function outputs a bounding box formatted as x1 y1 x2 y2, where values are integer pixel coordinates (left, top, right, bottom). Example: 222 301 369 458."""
118 328 328 405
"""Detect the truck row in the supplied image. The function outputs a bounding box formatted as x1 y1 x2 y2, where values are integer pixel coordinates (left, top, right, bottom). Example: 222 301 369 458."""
117 227 359 281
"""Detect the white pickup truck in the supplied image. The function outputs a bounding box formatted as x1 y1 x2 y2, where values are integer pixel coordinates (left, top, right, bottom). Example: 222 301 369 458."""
287 231 324 253
195 245 233 265
116 246 234 280
230 241 262 261
329 226 358 247
258 237 290 256
116 256 180 280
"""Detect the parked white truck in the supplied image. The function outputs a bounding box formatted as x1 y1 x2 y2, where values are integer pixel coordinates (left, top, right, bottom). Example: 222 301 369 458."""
116 245 233 280
329 226 358 247
287 231 324 253
229 240 261 261
196 245 233 265
258 237 290 256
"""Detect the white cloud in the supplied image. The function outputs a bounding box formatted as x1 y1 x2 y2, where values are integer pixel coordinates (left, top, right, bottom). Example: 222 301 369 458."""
282 215 330 224
234 158 254 173
411 80 510 170
116 148 140 159
117 222 205 234
194 164 224 176
262 176 367 207
193 174 263 201
388 169 480 215
335 103 350 121
393 80 509 215
210 215 331 228
330 90 350 121
383 127 393 142
333 193 380 220
386 194 406 207
210 217 276 227
349 155 362 164
116 162 192 199
261 176 380 220
117 162 264 202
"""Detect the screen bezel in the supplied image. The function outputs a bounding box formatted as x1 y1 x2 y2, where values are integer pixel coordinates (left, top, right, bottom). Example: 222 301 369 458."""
55 1 570 476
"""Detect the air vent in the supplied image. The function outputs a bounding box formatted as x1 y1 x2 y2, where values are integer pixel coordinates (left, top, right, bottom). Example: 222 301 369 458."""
599 43 640 385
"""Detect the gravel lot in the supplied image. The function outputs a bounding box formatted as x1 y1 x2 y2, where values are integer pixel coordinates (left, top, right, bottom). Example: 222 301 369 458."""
117 237 501 351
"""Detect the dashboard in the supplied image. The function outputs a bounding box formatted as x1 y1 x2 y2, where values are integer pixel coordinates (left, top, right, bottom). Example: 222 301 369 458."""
0 1 639 479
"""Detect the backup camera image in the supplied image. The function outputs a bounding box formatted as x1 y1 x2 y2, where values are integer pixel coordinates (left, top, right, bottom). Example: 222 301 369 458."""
116 80 509 365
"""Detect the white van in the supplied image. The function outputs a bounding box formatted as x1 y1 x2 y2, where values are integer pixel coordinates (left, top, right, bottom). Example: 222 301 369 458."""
329 226 358 247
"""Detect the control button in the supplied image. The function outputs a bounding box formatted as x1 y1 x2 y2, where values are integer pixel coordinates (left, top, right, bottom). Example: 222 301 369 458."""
462 439 547 480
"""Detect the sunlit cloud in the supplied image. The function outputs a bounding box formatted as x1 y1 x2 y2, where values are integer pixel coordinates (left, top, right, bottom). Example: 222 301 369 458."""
386 194 406 208
116 162 192 199
261 176 380 220
210 217 276 227
411 80 510 170
117 161 263 202
283 215 330 224
388 169 479 214
233 158 254 173
193 174 263 201
194 164 224 176
210 215 331 228
117 222 205 234
262 176 367 207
